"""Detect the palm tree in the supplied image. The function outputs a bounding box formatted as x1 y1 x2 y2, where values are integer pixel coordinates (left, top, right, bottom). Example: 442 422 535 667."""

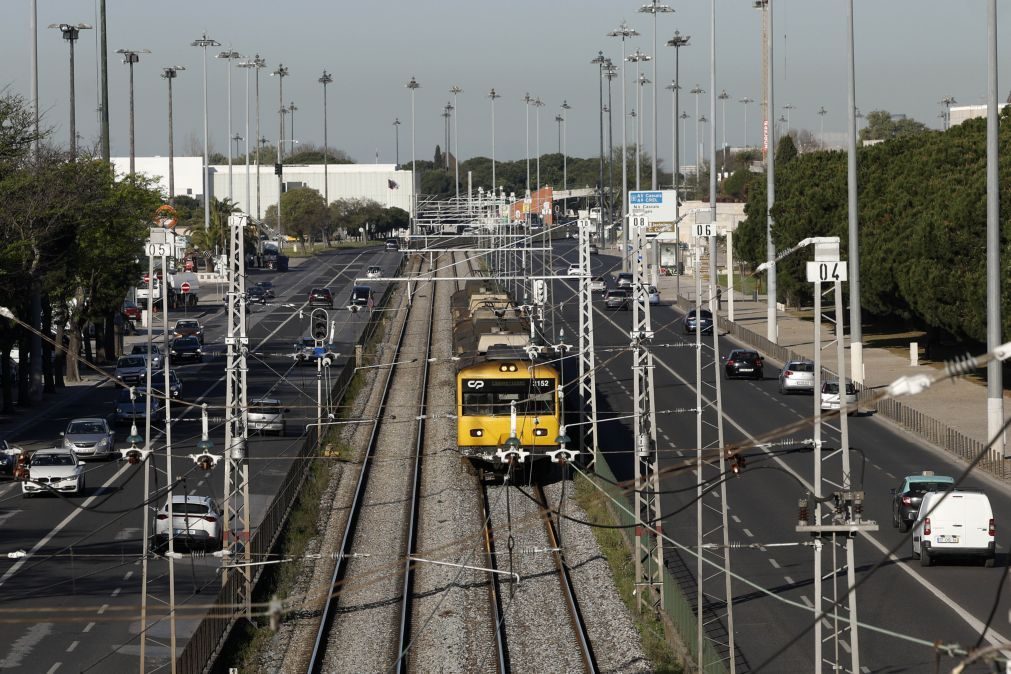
187 198 240 270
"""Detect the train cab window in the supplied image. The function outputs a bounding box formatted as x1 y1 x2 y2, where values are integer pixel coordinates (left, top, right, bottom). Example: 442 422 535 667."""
461 378 555 416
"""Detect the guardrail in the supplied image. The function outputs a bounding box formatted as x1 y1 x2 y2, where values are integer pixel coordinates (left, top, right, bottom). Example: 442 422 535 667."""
178 257 407 673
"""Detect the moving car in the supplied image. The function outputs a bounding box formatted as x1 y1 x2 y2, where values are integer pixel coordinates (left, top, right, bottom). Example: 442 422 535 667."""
121 300 142 322
567 263 582 276
308 287 334 308
154 495 223 552
347 285 374 312
113 388 163 425
366 266 382 279
170 336 203 363
246 285 268 304
385 238 400 251
588 243 599 255
248 398 288 435
913 490 995 567
255 281 276 298
115 355 152 385
821 380 857 413
590 276 607 293
724 349 764 379
647 285 660 305
778 360 816 394
130 344 163 369
172 319 204 344
614 272 634 288
683 309 714 335
147 370 183 399
892 472 955 533
604 289 630 310
21 448 85 497
62 417 116 460
0 440 23 478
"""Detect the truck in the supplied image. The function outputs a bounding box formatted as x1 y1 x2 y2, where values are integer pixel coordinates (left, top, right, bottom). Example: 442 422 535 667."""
135 272 200 309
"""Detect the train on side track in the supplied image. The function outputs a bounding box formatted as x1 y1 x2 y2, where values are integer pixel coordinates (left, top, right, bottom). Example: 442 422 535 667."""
452 281 562 468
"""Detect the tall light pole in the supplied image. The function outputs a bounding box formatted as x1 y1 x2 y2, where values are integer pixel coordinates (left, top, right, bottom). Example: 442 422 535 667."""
784 102 795 135
603 64 617 232
637 73 651 190
533 97 544 193
442 103 452 169
986 0 1004 459
627 49 652 191
319 71 333 213
237 57 260 217
217 50 242 203
98 2 110 162
271 64 289 240
116 48 150 175
940 95 956 130
161 66 185 204
592 52 607 240
523 92 533 195
393 118 401 167
698 114 707 190
667 30 690 199
406 76 420 224
680 111 689 174
50 23 92 161
739 96 753 149
191 33 220 230
239 55 265 219
561 100 571 219
288 101 297 147
488 89 500 193
608 22 639 271
718 89 730 178
818 106 828 146
450 85 462 200
690 84 705 184
639 1 673 191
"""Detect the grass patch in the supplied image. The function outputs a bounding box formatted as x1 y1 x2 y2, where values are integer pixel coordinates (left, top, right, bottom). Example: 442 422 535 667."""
718 270 763 296
573 473 683 673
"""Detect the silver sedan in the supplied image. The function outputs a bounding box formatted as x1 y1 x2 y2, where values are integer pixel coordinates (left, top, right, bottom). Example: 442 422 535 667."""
62 417 116 459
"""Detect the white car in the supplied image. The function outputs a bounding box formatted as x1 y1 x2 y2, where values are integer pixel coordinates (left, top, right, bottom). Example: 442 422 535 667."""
590 276 607 293
821 381 857 413
913 490 995 567
567 263 582 276
647 285 660 305
248 398 288 435
62 417 116 459
154 495 223 552
779 360 815 394
366 266 382 279
22 448 85 497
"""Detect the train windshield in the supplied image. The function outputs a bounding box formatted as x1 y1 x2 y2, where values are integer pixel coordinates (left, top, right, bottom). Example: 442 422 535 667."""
461 378 555 416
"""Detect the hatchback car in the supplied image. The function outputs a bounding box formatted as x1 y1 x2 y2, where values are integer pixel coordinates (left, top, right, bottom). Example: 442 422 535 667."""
246 285 268 304
778 360 815 394
604 289 631 310
114 388 163 425
129 344 163 369
62 418 116 460
821 380 857 413
308 287 334 308
22 448 85 497
255 281 276 298
248 398 288 435
683 309 714 335
347 285 374 312
615 272 634 288
366 266 382 279
385 239 400 251
647 286 660 305
724 349 764 379
567 263 582 276
590 276 607 293
147 370 183 399
170 336 203 363
116 354 152 385
891 472 955 533
172 319 204 344
121 300 142 322
154 495 223 552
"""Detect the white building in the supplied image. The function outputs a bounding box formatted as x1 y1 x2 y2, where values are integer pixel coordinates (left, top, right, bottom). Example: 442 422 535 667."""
949 105 987 127
110 157 413 216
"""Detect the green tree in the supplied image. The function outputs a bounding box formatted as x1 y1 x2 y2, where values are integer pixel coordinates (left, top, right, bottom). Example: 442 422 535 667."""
776 134 798 165
859 110 929 143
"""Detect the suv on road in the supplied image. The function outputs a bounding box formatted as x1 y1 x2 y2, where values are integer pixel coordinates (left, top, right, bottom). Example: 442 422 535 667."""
308 288 334 308
154 495 223 552
347 285 374 312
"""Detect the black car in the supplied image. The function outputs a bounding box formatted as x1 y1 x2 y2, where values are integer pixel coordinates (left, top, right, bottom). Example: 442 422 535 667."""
170 336 203 363
308 287 333 308
255 281 276 299
724 349 763 379
683 309 714 335
891 473 955 532
246 286 268 304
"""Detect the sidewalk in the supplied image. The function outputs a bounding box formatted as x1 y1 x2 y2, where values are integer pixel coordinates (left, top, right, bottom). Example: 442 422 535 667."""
659 271 1010 475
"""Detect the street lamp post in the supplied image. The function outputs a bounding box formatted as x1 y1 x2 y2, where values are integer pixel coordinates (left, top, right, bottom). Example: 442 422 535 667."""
217 50 242 203
627 49 652 191
50 23 92 161
161 66 185 203
488 89 500 193
393 118 401 167
639 1 674 191
608 22 640 271
406 76 420 226
818 106 828 147
523 92 533 195
232 133 243 160
561 100 571 220
288 101 297 147
718 89 730 178
592 52 607 240
784 102 795 135
450 85 462 200
690 85 705 186
271 64 289 241
116 48 150 175
442 103 452 169
680 111 689 172
603 64 617 233
239 55 265 219
667 30 690 199
637 73 651 190
319 71 333 213
191 33 221 230
533 97 544 193
739 96 754 150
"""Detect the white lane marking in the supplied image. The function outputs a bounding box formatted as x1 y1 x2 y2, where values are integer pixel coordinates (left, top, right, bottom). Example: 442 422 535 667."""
0 622 54 668
840 639 852 654
97 604 108 615
861 667 871 673
66 641 79 653
742 528 754 538
46 664 61 674
784 575 795 585
731 515 742 524
82 622 95 633
800 595 813 608
123 571 133 581
769 558 781 569
111 588 121 597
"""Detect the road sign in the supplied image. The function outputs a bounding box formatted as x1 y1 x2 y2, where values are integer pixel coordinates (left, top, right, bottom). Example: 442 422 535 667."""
694 223 713 238
631 214 649 229
629 189 678 222
145 242 171 257
180 282 191 294
806 261 848 283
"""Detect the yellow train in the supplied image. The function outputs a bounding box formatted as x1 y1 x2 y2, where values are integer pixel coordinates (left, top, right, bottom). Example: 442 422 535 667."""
452 283 561 467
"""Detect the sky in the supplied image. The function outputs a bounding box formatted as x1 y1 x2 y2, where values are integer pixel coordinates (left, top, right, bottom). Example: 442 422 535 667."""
2 1 1008 173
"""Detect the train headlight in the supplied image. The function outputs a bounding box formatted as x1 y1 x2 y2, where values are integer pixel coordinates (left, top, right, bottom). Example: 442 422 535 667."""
499 364 508 372
470 429 484 437
534 428 547 437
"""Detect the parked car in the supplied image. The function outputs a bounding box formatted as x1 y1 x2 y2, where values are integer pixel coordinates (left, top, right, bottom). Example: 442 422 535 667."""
172 319 204 344
724 349 764 379
154 495 223 552
647 285 660 305
170 336 203 363
614 272 634 288
62 417 116 460
892 472 955 533
247 398 288 435
308 287 334 308
116 355 152 385
366 265 382 279
255 281 276 298
0 440 23 478
913 490 995 567
347 285 374 312
821 380 857 413
114 388 163 425
129 344 163 369
590 276 607 293
121 300 142 322
604 289 631 310
683 309 714 335
778 360 815 394
21 448 85 497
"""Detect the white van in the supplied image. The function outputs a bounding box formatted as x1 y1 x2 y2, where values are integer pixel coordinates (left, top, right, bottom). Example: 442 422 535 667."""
912 490 995 567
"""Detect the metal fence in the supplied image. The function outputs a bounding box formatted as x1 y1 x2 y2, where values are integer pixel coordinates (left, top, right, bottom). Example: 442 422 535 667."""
179 256 406 673
592 456 728 674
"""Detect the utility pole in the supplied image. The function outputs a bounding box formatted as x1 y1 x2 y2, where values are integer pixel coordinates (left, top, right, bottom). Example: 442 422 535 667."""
639 1 673 191
576 218 599 468
406 76 420 229
764 0 777 345
237 57 254 216
488 89 500 193
51 22 92 161
985 0 1004 460
222 213 252 618
393 117 401 167
591 53 607 241
628 50 652 191
608 21 639 271
218 50 242 203
533 97 544 194
161 66 185 203
271 64 289 242
450 85 462 200
523 92 533 195
117 49 150 175
718 90 730 178
319 70 333 214
99 1 110 162
191 34 220 231
561 100 571 221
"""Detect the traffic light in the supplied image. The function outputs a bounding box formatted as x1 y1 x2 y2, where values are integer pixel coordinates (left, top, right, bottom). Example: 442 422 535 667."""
311 309 329 341
274 162 283 176
123 448 152 465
